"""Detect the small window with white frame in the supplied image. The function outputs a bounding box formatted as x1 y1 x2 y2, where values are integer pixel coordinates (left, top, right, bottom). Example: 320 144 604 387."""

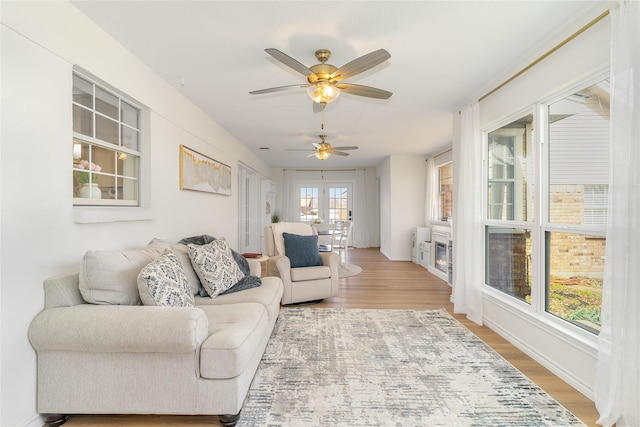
72 72 141 206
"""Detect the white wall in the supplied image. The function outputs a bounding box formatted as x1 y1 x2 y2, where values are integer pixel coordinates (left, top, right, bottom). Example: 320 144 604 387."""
268 168 380 248
474 13 610 399
0 2 270 426
378 155 426 261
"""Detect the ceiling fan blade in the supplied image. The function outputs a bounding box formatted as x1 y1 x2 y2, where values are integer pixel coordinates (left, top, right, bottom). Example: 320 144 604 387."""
265 48 317 80
331 146 358 151
332 151 350 156
249 84 308 95
330 49 390 81
286 148 314 152
336 83 392 99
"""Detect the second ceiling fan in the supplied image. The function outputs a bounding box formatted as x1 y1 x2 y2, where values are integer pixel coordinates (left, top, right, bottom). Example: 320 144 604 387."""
250 48 392 104
287 134 358 160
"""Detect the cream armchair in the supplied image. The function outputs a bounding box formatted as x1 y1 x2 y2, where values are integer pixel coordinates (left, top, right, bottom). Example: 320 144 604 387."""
264 222 339 304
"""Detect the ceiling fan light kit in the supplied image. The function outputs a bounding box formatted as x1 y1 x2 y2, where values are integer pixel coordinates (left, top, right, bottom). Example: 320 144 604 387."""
314 149 331 160
307 81 340 104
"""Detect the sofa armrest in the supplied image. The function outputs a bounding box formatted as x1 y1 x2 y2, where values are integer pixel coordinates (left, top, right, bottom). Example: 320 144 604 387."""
29 305 208 353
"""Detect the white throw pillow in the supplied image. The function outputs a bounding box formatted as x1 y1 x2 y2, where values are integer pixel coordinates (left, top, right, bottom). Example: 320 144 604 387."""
188 238 245 298
137 252 195 307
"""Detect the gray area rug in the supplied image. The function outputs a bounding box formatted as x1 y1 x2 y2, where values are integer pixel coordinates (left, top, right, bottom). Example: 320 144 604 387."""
238 308 585 427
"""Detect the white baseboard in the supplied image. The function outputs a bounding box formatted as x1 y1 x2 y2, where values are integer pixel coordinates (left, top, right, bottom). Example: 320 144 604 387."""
21 413 43 427
483 295 597 401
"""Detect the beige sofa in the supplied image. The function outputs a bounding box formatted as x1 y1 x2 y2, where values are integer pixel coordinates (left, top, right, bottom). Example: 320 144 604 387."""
28 238 283 427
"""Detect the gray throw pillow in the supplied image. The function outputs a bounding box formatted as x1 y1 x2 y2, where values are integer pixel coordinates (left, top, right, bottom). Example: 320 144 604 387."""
137 252 195 307
282 232 323 268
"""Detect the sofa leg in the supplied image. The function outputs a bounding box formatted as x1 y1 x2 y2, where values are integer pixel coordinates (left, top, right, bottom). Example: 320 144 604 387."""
219 412 241 427
42 414 69 426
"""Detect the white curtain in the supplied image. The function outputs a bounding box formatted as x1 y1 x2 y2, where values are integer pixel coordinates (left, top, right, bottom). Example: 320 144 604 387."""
595 2 640 426
424 157 438 224
352 169 370 248
452 102 483 325
280 169 297 222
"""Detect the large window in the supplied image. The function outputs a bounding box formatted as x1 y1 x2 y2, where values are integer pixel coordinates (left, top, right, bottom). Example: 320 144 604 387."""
545 79 609 333
484 79 608 335
72 73 141 206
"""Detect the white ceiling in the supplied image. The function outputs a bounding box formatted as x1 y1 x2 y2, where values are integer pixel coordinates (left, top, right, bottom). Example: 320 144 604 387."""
71 1 606 169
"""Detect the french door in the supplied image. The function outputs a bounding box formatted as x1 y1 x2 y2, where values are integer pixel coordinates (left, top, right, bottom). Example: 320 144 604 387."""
298 182 353 224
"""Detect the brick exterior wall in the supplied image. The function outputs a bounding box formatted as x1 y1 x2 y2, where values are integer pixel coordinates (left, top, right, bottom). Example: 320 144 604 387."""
549 185 606 278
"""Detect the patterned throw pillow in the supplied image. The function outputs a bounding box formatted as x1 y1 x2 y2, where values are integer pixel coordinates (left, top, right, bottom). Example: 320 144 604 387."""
137 252 195 307
188 238 246 298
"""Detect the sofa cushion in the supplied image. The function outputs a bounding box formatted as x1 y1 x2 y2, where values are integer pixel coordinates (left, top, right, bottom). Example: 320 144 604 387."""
195 276 283 321
137 252 195 307
188 239 246 298
148 238 201 295
282 232 323 268
79 246 164 305
198 303 269 379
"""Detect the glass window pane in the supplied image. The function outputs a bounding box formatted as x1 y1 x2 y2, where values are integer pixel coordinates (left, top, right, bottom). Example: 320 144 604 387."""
118 153 139 179
488 182 514 220
485 226 532 303
73 75 93 108
545 231 604 334
121 101 139 128
548 79 610 225
73 104 93 136
487 115 533 222
122 126 139 151
96 87 119 119
300 187 319 221
439 163 452 220
120 176 138 201
96 115 119 145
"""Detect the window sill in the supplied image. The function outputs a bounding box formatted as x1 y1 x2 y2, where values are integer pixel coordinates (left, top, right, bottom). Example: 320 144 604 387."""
74 207 153 224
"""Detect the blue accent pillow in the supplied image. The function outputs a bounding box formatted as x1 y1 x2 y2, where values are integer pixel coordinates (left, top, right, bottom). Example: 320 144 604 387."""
282 232 323 268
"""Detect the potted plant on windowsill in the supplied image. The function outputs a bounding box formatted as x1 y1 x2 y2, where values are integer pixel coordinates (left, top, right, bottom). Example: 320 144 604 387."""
75 160 102 199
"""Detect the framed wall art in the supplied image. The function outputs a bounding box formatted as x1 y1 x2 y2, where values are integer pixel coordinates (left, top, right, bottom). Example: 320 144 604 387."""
179 145 231 195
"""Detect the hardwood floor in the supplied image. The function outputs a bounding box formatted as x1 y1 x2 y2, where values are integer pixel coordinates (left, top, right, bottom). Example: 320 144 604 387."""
64 248 599 426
